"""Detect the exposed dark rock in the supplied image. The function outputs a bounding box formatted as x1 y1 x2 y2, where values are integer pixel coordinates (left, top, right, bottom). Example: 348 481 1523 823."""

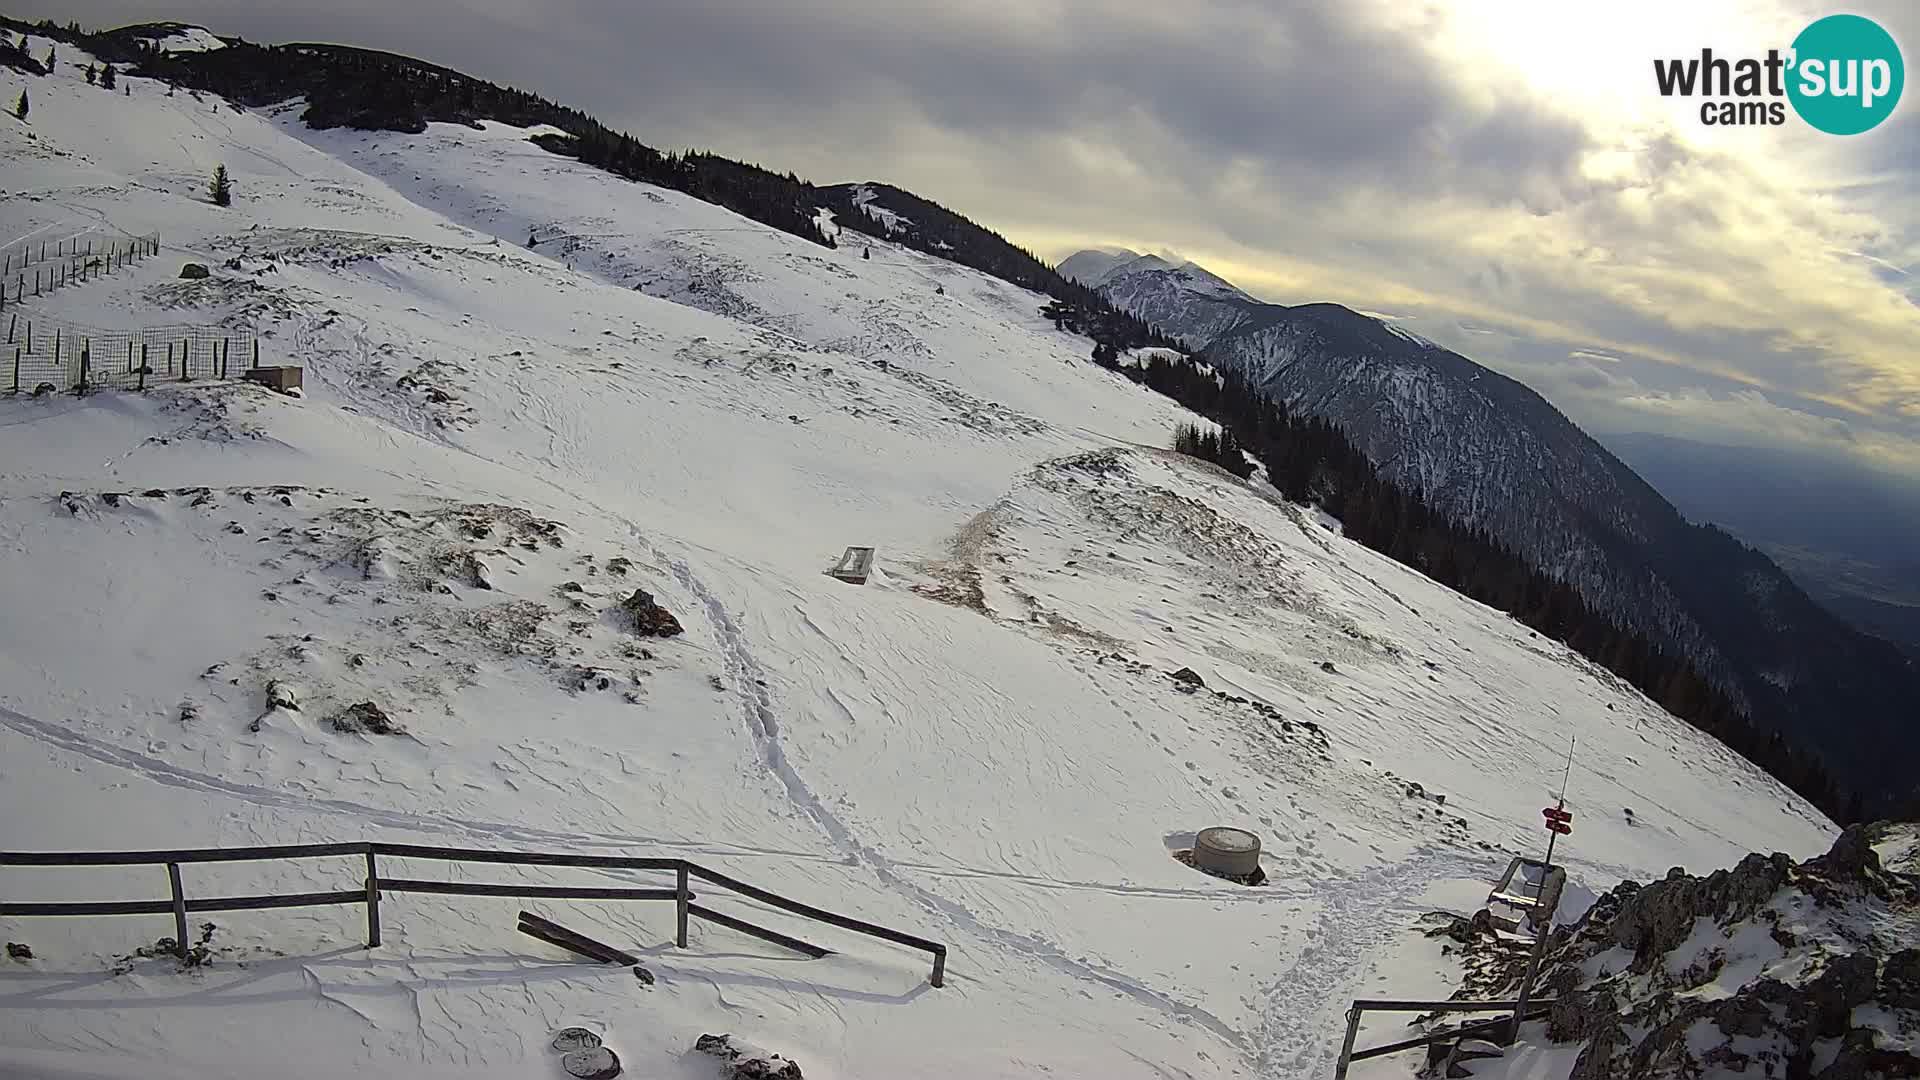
694 1034 803 1080
1880 949 1920 1011
330 702 399 735
179 263 210 279
1169 666 1205 689
1548 987 1620 1044
6 942 31 960
1807 954 1878 1038
618 589 683 638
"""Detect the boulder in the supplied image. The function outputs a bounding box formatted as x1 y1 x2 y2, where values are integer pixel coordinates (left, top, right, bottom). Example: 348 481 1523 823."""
6 942 31 961
618 589 683 638
1169 666 1205 689
179 263 210 280
694 1034 803 1080
331 702 399 735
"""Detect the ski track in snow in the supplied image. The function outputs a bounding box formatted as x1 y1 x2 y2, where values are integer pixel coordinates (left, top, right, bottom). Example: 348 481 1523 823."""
667 541 1259 1058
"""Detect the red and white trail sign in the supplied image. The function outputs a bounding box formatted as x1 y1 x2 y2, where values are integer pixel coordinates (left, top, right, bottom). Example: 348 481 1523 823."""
1542 804 1573 835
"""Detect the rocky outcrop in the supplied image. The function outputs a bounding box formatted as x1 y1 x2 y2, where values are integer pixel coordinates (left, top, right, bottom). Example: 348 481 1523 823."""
1462 823 1920 1080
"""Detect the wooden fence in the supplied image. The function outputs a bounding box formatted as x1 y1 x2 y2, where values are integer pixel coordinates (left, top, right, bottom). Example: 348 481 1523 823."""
0 232 162 311
0 840 948 987
3 315 259 394
1331 997 1555 1078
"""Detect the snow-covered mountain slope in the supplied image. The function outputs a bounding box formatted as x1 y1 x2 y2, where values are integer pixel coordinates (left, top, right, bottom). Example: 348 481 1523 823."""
1058 247 1144 287
1060 248 1258 349
0 37 1835 1080
1068 252 1920 815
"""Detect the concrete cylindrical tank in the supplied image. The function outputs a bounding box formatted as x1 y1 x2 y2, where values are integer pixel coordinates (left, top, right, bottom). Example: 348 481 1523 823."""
1193 827 1261 878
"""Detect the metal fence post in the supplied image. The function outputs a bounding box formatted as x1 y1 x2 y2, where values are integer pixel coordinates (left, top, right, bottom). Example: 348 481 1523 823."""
11 348 18 394
930 945 946 988
675 864 690 947
138 344 148 391
364 849 381 947
166 862 189 959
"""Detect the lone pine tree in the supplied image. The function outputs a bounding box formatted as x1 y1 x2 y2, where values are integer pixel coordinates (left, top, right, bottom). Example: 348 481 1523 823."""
208 164 232 207
13 88 26 121
100 63 115 90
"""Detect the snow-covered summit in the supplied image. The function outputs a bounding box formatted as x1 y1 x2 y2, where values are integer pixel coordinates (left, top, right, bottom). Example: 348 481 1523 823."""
0 36 1835 1080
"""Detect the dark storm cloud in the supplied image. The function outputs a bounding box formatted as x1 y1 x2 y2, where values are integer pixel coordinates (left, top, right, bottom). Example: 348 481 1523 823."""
22 0 1593 199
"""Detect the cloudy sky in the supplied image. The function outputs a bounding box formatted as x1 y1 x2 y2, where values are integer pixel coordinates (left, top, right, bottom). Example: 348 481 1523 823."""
23 0 1920 484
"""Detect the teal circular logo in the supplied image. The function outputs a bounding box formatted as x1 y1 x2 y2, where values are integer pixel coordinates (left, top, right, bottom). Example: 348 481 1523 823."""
1787 14 1904 135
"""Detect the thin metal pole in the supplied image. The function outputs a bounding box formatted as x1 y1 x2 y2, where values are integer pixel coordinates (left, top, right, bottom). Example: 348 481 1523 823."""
364 850 381 947
167 862 189 958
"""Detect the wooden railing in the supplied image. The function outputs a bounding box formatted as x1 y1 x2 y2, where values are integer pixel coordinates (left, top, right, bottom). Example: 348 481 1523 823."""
1331 998 1555 1078
0 841 947 987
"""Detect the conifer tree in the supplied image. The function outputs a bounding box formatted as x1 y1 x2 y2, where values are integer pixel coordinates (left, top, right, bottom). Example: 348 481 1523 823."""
13 88 26 121
209 164 232 207
85 63 96 85
100 63 116 90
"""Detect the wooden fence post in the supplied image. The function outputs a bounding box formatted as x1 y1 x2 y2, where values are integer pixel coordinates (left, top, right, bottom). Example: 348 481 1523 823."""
166 862 190 959
7 314 14 344
127 341 134 374
252 339 259 368
78 344 90 394
138 344 148 392
675 864 689 947
364 849 381 948
11 348 19 394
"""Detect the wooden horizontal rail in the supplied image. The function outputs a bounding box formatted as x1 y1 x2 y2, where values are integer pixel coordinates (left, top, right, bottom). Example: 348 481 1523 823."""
689 863 945 957
1347 1005 1552 1063
0 890 364 917
381 879 682 902
189 890 367 913
371 842 679 871
0 841 947 986
687 901 831 959
0 898 178 917
1349 998 1550 1014
0 842 369 866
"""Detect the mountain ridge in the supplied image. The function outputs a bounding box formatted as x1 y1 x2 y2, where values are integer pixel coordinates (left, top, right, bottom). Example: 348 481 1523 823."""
1067 248 1920 816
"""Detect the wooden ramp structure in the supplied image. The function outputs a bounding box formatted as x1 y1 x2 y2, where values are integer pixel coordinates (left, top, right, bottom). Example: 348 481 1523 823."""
830 546 875 584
